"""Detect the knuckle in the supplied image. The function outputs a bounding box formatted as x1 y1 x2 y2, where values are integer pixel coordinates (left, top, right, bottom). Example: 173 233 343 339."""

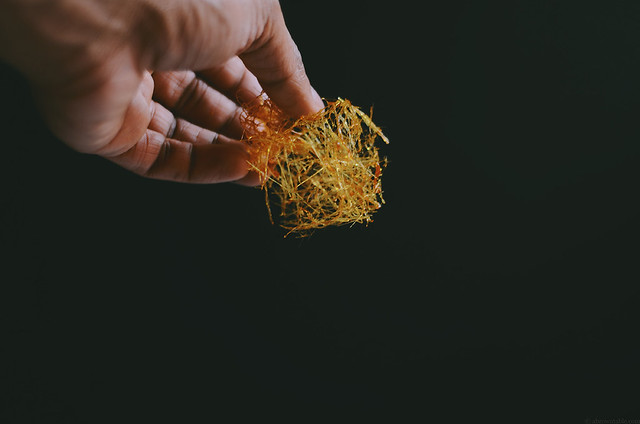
174 77 208 116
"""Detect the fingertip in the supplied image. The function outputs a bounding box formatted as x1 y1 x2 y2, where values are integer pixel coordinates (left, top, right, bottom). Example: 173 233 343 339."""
217 142 255 183
234 169 263 187
264 83 325 119
309 86 325 114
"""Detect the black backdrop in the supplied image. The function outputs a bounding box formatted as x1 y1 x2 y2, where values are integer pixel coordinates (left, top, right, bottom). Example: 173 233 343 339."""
3 0 640 422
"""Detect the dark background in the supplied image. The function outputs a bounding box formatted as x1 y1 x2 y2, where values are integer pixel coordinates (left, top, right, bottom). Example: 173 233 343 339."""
3 0 640 422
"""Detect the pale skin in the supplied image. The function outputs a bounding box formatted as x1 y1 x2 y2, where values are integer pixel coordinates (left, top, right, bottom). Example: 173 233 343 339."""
0 0 324 185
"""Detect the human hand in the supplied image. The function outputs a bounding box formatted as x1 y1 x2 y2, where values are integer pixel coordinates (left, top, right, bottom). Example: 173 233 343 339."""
0 0 323 184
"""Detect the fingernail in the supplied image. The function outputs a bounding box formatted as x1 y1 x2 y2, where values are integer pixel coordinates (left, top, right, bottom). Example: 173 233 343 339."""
311 87 324 112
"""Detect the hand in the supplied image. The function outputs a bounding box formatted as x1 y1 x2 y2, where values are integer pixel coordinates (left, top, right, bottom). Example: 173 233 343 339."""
0 0 323 184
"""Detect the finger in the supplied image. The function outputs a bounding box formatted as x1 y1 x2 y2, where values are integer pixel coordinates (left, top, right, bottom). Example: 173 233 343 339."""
145 99 259 184
239 3 324 117
148 101 235 145
152 71 244 140
172 119 236 145
234 169 263 187
147 101 176 140
198 56 264 106
106 129 250 184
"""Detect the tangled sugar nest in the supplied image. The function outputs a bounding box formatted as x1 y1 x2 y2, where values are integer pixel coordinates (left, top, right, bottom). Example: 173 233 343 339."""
241 97 389 237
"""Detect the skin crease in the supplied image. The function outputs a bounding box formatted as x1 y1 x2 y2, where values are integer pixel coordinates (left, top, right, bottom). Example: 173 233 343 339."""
0 0 324 185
